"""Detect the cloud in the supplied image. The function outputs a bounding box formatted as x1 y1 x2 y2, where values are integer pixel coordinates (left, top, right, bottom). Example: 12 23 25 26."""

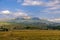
21 0 45 6
0 10 28 17
20 0 59 6
16 0 60 19
14 11 28 17
48 18 60 22
0 10 30 19
13 12 31 19
21 0 60 14
46 0 60 10
1 10 10 14
21 0 60 9
11 10 31 19
19 0 60 10
17 0 60 12
40 0 60 14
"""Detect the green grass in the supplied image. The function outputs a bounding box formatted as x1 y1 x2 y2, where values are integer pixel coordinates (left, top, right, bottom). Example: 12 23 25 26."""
0 30 60 40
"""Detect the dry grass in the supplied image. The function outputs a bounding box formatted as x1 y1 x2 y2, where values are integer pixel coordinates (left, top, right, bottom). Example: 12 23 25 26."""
0 30 60 40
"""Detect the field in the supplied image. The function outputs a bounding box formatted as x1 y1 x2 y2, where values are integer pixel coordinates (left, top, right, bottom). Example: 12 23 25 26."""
0 30 60 40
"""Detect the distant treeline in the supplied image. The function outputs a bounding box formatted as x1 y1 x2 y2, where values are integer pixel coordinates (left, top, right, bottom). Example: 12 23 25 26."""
0 23 60 31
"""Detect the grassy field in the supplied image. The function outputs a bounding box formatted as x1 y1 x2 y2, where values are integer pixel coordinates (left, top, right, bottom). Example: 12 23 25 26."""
0 30 60 40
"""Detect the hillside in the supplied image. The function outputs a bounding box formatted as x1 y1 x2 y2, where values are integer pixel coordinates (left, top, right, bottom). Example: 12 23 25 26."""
0 17 60 30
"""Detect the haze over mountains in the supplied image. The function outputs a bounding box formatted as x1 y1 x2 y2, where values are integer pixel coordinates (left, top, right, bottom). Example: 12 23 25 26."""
0 16 60 30
0 16 60 24
0 16 56 25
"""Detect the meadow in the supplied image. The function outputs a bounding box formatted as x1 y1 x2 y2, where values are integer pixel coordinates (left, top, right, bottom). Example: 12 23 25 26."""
0 30 60 40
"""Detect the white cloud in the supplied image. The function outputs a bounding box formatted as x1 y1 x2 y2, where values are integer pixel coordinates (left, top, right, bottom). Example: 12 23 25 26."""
21 0 45 6
48 18 60 22
13 10 32 19
1 10 10 14
40 0 60 14
23 16 31 19
21 0 60 9
0 9 31 20
17 0 60 12
21 0 60 14
46 0 60 10
21 0 59 6
46 0 59 6
14 12 28 17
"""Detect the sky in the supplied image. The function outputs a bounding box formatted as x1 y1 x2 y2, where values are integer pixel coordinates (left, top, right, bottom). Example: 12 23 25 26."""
0 0 60 21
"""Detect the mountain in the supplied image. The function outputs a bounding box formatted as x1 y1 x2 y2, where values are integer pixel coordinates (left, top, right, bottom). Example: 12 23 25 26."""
8 17 53 24
31 17 40 20
0 17 60 25
0 17 60 30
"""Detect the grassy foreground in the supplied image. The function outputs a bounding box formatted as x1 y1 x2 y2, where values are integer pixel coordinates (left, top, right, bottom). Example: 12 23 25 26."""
0 30 60 40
